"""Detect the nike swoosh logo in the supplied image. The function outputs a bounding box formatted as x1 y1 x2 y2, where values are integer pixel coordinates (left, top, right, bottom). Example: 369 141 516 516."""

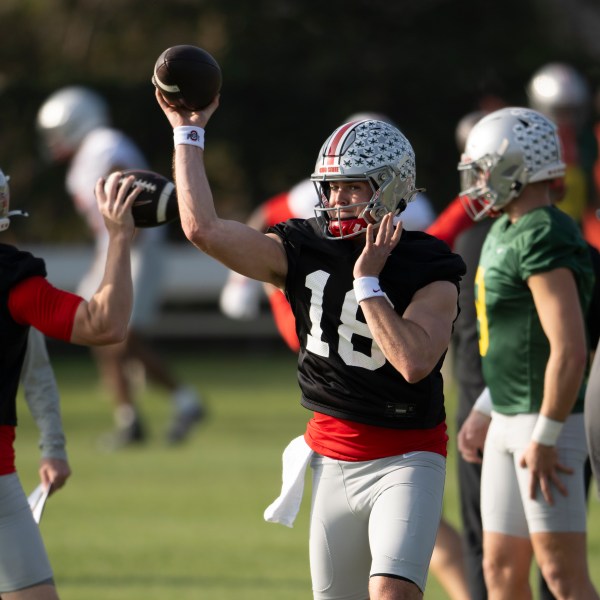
373 288 381 293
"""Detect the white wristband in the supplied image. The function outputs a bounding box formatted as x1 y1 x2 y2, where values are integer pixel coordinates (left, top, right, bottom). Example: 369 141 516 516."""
473 387 493 417
531 415 564 446
353 277 385 303
174 126 205 149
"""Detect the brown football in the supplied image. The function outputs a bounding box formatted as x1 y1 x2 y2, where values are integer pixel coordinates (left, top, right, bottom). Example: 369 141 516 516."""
152 45 222 111
120 169 179 228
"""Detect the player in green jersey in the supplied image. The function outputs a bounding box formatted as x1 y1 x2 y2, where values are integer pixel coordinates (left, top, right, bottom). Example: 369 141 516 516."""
456 107 598 600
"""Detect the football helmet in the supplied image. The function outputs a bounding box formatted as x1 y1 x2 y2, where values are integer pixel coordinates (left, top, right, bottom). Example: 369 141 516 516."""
311 119 418 239
458 107 565 221
527 63 590 126
0 169 27 232
36 86 110 160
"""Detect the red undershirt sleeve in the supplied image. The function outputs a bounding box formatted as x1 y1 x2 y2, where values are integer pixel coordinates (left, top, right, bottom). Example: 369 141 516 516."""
263 192 294 227
267 288 300 353
425 195 474 249
8 276 84 342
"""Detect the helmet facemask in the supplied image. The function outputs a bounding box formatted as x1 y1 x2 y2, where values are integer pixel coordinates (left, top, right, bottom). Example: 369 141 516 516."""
458 141 528 221
311 119 418 240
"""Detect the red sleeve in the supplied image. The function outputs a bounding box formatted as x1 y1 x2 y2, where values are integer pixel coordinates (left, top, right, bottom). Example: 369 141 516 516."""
263 192 294 227
425 195 474 249
8 276 84 342
267 288 300 353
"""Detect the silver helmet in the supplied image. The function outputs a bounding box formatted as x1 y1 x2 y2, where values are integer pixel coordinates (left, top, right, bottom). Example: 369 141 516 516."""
36 86 110 160
527 63 590 127
458 107 565 221
311 119 418 239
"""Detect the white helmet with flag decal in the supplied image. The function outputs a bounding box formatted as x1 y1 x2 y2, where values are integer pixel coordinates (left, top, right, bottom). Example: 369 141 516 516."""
311 119 419 239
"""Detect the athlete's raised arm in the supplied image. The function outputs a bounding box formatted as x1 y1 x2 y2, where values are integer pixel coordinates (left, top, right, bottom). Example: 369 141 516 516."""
155 90 287 289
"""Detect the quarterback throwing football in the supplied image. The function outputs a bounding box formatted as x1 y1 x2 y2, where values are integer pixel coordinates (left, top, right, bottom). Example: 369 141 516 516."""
156 90 466 600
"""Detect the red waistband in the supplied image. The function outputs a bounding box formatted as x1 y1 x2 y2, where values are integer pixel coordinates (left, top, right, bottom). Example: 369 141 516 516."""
304 413 447 461
0 425 16 475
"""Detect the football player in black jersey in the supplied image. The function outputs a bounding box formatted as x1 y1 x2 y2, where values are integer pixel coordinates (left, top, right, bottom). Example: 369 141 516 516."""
156 90 466 600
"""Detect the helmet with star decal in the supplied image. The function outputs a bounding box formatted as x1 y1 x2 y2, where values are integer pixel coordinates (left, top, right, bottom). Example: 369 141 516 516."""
311 119 419 239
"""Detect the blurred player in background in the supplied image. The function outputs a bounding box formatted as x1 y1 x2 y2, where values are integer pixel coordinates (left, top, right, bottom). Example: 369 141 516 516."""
36 87 205 448
1 167 137 600
527 63 600 247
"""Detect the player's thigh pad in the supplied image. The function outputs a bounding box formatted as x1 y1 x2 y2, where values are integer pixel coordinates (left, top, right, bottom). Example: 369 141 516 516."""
482 412 587 537
309 452 445 599
0 473 54 593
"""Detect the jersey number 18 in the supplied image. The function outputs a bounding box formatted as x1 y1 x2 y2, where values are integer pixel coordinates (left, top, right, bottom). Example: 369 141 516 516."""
304 269 386 371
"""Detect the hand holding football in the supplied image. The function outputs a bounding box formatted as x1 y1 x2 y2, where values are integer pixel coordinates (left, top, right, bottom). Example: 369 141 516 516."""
119 169 179 228
152 45 222 111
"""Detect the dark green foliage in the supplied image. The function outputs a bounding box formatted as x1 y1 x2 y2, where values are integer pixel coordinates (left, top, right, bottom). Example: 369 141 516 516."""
1 0 599 241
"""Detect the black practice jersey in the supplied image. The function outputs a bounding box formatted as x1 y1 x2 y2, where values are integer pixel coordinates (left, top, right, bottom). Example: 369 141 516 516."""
269 218 466 429
0 244 46 425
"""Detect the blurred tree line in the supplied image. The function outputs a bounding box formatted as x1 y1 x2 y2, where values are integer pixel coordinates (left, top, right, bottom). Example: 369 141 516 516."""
1 0 600 242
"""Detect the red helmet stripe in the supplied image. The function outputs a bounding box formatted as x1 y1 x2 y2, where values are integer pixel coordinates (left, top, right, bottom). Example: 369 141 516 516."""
324 121 357 165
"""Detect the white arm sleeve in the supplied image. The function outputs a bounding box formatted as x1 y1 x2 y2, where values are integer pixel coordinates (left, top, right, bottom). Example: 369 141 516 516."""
473 386 493 417
21 329 68 461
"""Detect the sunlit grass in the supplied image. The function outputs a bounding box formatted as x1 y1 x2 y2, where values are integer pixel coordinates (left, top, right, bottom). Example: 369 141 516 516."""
14 348 600 599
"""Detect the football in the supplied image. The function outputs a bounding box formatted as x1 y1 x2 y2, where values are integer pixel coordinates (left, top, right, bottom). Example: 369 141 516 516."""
152 45 222 111
120 169 179 228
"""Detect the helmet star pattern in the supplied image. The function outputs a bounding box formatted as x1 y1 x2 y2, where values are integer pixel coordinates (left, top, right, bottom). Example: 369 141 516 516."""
512 111 562 175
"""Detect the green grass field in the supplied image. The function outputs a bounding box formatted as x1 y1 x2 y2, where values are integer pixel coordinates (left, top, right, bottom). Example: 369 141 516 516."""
14 348 600 599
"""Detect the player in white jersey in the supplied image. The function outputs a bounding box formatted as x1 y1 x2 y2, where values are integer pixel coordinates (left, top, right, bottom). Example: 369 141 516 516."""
37 86 205 448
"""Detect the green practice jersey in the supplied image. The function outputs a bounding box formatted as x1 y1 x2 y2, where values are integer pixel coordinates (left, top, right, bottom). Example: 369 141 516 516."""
476 206 593 415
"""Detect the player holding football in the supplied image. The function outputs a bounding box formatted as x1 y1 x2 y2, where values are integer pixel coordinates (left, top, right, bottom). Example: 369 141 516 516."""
456 107 599 600
0 168 138 600
156 89 466 599
36 87 205 448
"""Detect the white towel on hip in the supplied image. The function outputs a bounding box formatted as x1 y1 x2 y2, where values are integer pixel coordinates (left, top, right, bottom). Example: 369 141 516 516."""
264 435 314 528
